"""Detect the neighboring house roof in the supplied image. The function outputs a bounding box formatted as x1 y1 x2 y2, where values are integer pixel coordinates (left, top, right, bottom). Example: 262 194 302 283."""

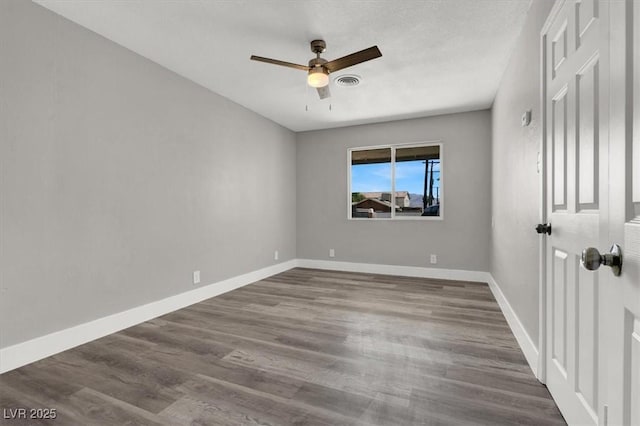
361 191 410 199
353 198 394 209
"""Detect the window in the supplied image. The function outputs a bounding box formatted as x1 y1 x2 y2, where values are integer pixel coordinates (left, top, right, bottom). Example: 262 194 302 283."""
349 143 441 220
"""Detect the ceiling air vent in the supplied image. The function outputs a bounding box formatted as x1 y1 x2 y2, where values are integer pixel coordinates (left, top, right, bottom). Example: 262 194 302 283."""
334 74 361 87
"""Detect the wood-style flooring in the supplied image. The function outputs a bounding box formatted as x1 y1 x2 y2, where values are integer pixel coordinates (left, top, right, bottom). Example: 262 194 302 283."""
0 268 565 425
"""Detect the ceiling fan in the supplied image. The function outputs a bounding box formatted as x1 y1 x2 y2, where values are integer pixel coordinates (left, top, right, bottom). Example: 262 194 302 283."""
250 40 382 99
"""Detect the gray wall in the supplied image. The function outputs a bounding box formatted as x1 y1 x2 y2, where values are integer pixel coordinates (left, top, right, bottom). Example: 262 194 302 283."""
0 0 296 348
490 0 554 343
297 111 491 271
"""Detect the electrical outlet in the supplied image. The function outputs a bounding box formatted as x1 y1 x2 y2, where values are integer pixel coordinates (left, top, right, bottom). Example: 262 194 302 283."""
329 248 335 258
274 250 279 261
193 270 200 285
430 254 437 264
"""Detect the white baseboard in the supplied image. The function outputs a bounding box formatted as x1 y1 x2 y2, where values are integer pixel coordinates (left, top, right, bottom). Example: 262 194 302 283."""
296 259 489 282
486 273 539 378
0 260 297 374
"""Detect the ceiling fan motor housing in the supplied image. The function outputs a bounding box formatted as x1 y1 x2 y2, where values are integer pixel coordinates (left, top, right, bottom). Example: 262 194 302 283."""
308 57 328 69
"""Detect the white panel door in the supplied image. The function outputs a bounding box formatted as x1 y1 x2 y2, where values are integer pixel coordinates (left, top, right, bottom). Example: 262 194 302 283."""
543 1 608 424
543 1 640 425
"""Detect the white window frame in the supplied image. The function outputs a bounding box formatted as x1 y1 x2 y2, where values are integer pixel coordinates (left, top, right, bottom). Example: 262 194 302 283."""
347 141 444 221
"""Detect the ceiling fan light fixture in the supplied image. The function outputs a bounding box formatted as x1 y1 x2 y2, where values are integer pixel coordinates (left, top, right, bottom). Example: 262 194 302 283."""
307 67 329 88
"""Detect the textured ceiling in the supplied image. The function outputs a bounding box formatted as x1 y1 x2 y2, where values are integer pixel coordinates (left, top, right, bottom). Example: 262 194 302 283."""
34 0 532 132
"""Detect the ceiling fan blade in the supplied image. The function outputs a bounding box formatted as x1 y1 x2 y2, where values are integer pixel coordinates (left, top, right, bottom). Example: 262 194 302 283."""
250 55 309 71
316 85 331 100
324 46 382 73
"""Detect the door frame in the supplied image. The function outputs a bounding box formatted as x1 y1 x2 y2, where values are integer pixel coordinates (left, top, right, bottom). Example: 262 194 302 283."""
538 0 567 385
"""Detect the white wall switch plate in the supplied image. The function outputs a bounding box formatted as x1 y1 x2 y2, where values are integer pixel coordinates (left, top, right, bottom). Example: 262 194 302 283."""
329 248 335 258
430 254 437 264
274 250 279 261
193 270 200 285
521 110 532 127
